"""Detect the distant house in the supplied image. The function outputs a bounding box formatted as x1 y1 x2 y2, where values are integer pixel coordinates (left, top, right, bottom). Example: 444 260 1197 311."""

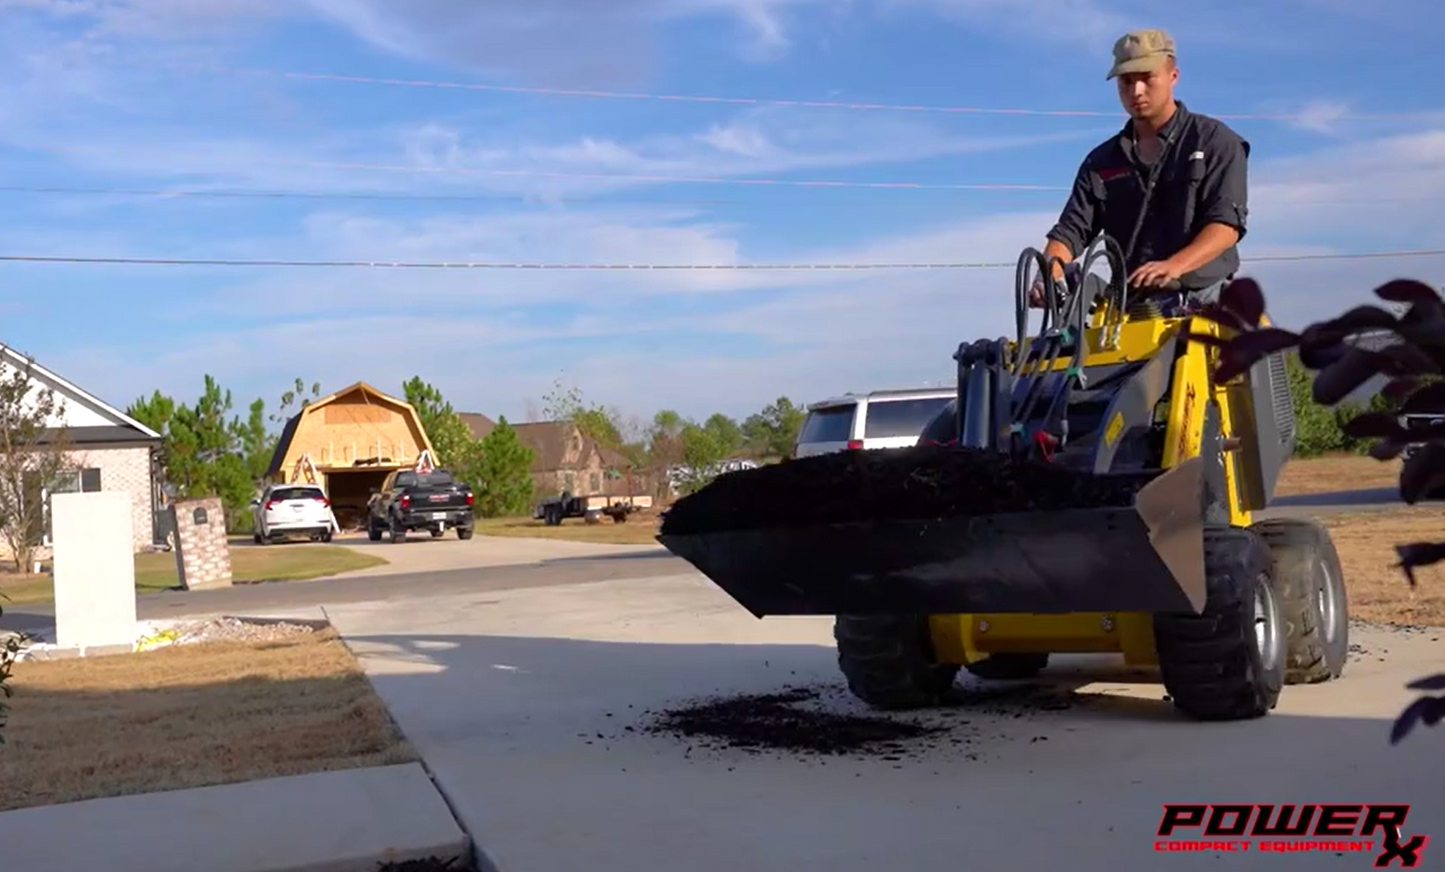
0 344 165 561
458 413 652 499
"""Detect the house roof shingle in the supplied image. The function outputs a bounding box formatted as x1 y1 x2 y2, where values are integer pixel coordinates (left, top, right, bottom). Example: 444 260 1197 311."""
458 412 496 440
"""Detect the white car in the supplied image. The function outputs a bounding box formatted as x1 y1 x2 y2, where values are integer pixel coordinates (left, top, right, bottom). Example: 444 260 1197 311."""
793 388 955 458
251 483 335 544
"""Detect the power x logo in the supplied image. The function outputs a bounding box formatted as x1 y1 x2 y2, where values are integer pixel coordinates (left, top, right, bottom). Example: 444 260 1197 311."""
1154 804 1430 867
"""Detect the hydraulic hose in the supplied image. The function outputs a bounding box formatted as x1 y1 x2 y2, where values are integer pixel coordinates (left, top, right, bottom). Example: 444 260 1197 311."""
1008 245 1088 458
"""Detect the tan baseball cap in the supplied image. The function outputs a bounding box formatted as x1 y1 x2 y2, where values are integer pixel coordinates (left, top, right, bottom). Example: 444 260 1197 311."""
1107 28 1175 79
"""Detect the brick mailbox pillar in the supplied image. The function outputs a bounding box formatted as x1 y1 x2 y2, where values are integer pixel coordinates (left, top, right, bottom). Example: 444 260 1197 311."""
171 496 234 591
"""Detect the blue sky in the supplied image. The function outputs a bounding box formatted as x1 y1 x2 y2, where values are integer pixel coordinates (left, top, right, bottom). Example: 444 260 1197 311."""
2 0 1445 430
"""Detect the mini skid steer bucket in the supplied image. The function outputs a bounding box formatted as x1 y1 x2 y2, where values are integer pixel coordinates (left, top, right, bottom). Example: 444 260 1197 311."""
657 238 1351 722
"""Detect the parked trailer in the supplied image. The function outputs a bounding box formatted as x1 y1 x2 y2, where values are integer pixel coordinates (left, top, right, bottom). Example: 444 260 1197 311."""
533 492 654 525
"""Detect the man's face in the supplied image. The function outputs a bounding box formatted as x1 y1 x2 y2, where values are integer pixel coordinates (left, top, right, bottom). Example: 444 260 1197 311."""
1115 61 1177 120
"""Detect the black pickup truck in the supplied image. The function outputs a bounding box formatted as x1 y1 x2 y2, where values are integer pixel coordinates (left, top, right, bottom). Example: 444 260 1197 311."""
366 468 475 543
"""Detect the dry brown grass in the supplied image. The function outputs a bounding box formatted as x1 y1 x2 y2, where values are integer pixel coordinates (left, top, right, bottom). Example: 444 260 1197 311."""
1276 453 1403 497
1325 508 1445 626
476 509 663 546
0 628 416 812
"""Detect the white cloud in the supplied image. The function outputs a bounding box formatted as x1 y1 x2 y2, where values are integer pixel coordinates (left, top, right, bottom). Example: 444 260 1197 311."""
1284 99 1353 136
875 0 1129 50
65 120 1444 422
355 110 1108 199
8 0 1445 424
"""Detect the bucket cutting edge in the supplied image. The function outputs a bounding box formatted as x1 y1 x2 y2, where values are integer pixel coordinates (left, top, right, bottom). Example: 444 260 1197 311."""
656 457 1208 619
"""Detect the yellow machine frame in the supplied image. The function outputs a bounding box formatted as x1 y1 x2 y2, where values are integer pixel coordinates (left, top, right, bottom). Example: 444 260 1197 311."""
926 301 1260 668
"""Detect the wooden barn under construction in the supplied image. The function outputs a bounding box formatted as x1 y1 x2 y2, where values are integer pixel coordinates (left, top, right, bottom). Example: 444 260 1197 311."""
265 381 438 529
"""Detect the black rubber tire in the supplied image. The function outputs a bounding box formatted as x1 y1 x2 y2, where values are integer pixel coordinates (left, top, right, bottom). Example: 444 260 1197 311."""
1249 517 1349 684
964 652 1050 680
366 518 382 542
320 529 333 543
457 527 474 540
431 529 444 538
389 516 405 544
834 614 960 710
1153 525 1286 721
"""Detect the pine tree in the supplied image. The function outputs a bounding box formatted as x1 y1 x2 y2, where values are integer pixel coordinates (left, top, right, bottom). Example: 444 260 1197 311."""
475 417 536 517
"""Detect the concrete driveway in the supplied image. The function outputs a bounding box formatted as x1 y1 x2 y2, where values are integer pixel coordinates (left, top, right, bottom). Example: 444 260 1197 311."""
324 572 1444 872
245 530 665 577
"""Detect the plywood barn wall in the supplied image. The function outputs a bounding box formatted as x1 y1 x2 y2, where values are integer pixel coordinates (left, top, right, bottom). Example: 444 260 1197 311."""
284 398 433 469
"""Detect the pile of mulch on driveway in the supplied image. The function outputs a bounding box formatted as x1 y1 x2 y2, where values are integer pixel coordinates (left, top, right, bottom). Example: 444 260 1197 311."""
657 445 1153 535
644 687 945 755
639 683 1083 762
378 858 472 872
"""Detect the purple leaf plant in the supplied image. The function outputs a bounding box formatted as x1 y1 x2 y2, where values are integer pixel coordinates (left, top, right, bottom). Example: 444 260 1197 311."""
1186 276 1445 744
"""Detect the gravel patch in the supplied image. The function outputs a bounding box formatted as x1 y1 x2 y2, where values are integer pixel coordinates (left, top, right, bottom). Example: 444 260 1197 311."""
139 616 319 648
14 615 320 660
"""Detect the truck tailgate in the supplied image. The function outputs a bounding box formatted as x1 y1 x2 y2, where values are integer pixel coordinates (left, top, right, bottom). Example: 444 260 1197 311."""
409 488 470 511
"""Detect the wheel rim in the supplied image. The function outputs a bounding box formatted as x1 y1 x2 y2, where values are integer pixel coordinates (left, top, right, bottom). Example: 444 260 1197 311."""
1316 559 1342 645
1254 575 1282 672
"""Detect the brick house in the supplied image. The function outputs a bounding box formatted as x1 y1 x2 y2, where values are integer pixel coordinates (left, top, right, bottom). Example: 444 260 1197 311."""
458 414 653 499
0 345 164 564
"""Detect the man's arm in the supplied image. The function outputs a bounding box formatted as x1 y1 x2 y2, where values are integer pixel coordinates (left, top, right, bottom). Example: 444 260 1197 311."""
1044 160 1098 279
1132 132 1250 286
1165 222 1239 276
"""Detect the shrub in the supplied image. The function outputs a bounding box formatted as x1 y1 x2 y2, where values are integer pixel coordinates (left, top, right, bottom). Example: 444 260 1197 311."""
1189 276 1445 744
0 598 26 744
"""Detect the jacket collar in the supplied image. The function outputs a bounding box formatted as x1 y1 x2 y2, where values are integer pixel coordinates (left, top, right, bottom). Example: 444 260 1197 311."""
1117 99 1189 161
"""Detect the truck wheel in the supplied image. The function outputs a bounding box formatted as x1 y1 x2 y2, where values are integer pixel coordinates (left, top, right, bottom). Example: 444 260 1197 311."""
320 529 333 543
834 615 959 710
1153 525 1286 721
964 652 1050 680
1249 517 1349 684
457 526 474 540
367 518 382 542
389 517 405 544
430 528 444 538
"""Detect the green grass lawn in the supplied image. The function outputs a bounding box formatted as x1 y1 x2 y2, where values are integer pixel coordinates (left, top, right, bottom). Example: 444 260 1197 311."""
0 540 388 606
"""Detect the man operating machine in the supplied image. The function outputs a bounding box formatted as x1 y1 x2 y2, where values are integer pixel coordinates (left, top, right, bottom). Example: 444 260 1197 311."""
1032 28 1251 314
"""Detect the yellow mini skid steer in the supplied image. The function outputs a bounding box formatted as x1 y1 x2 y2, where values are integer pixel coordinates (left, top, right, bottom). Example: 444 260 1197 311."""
656 235 1350 722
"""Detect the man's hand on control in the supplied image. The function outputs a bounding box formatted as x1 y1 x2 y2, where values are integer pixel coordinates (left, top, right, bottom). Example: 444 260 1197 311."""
1028 275 1047 308
1028 274 1061 308
1129 258 1184 289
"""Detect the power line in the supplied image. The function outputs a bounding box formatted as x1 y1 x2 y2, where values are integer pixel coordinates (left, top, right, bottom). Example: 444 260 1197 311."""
145 61 1441 124
0 185 746 206
2 250 1443 270
2 184 1442 208
302 161 1069 191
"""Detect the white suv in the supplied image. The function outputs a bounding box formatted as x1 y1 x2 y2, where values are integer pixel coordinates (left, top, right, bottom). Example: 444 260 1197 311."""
252 483 336 544
793 388 955 458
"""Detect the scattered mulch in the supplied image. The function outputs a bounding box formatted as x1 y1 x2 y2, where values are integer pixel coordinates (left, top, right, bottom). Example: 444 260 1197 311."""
645 687 945 755
658 445 1153 534
377 858 471 872
636 683 1083 763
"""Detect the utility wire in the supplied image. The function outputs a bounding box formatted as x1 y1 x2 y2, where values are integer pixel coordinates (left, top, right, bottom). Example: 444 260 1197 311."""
0 185 745 206
4 184 1443 208
301 161 1069 191
2 250 1443 270
142 61 1441 123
